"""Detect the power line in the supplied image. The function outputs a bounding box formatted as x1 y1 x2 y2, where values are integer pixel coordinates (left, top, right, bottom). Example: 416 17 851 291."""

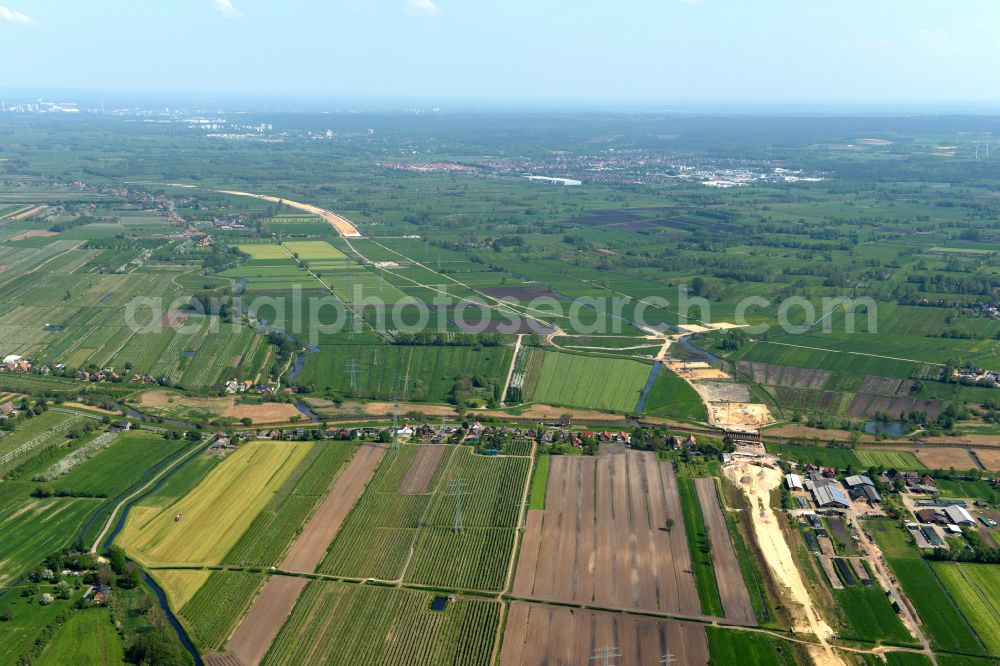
660 651 677 665
344 359 360 390
517 499 530 531
446 478 471 533
590 646 620 666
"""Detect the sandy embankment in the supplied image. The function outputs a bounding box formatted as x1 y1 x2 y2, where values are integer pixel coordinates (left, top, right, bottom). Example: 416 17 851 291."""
723 460 843 666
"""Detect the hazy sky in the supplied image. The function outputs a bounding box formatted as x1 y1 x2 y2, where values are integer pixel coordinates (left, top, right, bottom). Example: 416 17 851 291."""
2 0 999 105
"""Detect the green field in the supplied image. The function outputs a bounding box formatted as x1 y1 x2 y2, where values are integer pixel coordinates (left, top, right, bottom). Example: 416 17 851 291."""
933 479 1000 502
179 571 266 652
528 454 550 509
856 449 926 470
832 586 914 645
867 519 987 654
765 442 861 469
678 477 724 617
262 581 500 666
640 366 709 421
36 608 124 666
526 350 652 412
885 558 986 655
706 628 799 666
932 563 1000 657
0 586 91 664
298 343 512 404
319 445 527 591
52 431 191 497
0 494 99 587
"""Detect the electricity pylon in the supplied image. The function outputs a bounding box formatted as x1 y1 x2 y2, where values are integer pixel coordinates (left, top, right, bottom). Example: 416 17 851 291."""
447 478 470 533
590 646 620 666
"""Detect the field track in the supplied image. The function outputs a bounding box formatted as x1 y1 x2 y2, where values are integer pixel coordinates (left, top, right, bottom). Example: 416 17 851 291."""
513 448 699 615
693 478 756 625
280 444 386 573
499 601 708 666
222 575 309 666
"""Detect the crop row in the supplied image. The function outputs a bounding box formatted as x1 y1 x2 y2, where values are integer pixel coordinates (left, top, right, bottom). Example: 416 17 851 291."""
261 582 500 666
180 571 266 651
224 443 355 567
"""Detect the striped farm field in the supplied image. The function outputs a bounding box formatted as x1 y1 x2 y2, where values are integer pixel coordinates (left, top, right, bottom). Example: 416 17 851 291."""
932 562 1000 656
117 441 313 567
283 240 348 261
526 350 652 412
319 445 527 592
262 581 500 666
855 449 926 470
180 570 267 652
233 243 290 260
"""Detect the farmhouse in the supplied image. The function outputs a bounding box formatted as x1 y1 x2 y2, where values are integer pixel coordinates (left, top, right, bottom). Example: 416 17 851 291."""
0 401 13 417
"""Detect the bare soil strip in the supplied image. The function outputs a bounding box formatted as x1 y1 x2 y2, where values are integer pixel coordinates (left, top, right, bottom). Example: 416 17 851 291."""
223 575 309 666
499 601 709 666
693 478 756 625
398 443 446 495
513 449 699 615
218 444 386 666
216 190 362 237
280 444 386 573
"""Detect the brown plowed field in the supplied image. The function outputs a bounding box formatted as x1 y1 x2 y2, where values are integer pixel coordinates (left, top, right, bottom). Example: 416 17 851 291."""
846 393 943 420
913 447 975 470
693 478 756 625
513 449 699 615
225 576 308 666
738 361 831 389
280 444 386 573
398 443 446 494
973 449 1000 471
500 601 709 666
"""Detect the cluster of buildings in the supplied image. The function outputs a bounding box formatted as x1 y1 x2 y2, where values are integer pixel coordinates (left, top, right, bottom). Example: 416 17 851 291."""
2 354 31 373
953 366 1000 387
785 468 881 509
223 378 273 395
